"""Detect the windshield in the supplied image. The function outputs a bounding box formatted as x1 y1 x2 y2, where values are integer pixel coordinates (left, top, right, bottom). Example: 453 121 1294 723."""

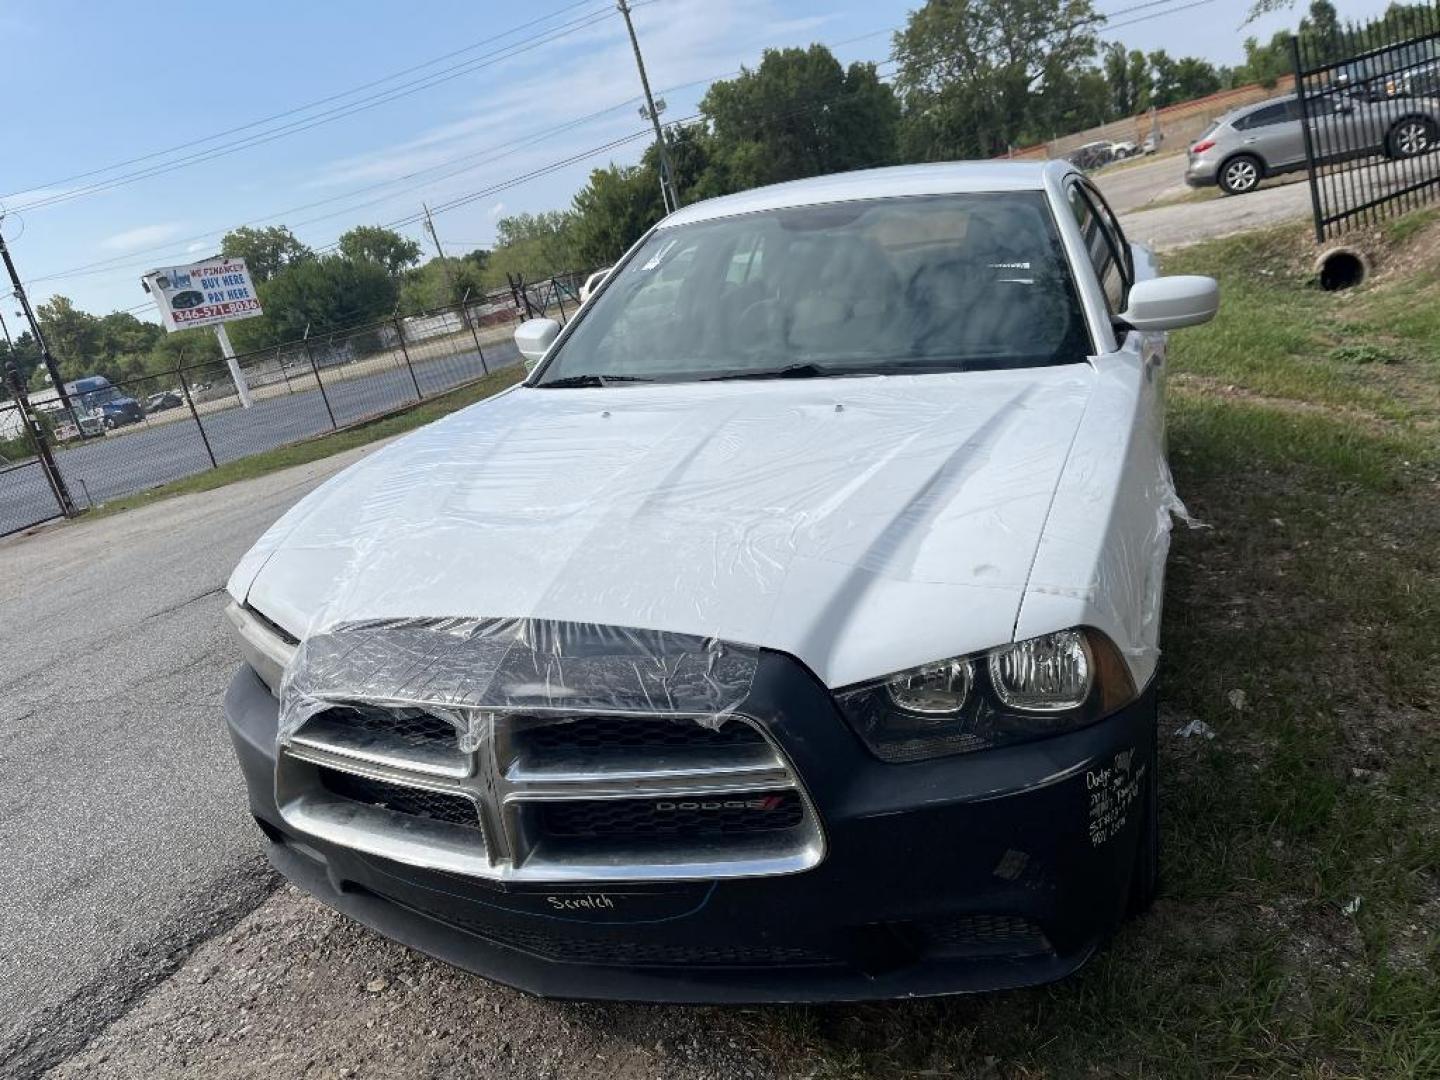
78 387 122 409
535 193 1091 385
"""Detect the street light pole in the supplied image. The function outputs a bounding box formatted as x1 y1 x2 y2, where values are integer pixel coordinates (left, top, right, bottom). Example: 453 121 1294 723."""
616 0 678 214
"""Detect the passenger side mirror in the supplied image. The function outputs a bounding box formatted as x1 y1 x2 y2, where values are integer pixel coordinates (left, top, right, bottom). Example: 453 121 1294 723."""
514 318 561 371
1118 275 1219 333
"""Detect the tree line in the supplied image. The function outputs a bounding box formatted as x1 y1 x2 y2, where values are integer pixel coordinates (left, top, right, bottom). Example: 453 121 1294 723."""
4 0 1424 394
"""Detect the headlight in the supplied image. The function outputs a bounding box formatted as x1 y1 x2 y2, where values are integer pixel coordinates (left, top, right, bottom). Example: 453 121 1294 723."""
836 628 1136 763
225 602 297 697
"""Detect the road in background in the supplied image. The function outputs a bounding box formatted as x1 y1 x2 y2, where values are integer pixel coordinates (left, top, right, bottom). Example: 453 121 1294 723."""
48 341 522 509
0 441 400 1076
1095 150 1440 250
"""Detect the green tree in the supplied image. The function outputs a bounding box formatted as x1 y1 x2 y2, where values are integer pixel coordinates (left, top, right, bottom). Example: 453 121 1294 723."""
893 0 1101 159
229 255 398 349
571 164 664 269
1235 31 1293 86
399 255 490 312
0 331 43 392
1103 42 1152 115
35 296 101 380
484 211 579 286
337 225 423 277
219 225 313 283
1033 63 1113 135
1173 56 1222 101
698 46 898 190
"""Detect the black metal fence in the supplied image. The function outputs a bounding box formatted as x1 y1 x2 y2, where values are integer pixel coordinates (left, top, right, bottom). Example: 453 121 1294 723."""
1292 2 1440 241
0 274 587 535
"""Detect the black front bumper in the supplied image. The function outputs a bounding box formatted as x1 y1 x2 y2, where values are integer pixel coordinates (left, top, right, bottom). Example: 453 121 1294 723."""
225 654 1157 1003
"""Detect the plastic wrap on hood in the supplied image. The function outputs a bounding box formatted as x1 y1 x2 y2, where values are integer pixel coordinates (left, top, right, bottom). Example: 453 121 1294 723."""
1014 353 1199 689
239 368 1099 696
279 616 758 748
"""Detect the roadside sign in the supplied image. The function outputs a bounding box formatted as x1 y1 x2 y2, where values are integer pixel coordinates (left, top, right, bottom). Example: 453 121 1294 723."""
142 257 263 333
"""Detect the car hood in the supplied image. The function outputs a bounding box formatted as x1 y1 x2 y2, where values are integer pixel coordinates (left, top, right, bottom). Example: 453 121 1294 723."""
232 368 1094 689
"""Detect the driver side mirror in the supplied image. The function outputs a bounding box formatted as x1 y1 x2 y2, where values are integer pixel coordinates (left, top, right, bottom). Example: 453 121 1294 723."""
1118 275 1219 333
514 318 561 372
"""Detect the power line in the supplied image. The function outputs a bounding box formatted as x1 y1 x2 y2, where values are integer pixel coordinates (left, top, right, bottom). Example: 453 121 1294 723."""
6 6 618 214
29 0 1212 300
0 0 604 204
1102 0 1222 31
26 104 641 284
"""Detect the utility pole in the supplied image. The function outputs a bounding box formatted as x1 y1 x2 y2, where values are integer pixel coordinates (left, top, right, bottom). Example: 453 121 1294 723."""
0 220 77 420
424 202 473 331
423 204 457 305
616 0 678 214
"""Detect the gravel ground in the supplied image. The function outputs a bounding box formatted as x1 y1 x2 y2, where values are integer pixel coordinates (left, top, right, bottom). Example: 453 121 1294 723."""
44 887 777 1080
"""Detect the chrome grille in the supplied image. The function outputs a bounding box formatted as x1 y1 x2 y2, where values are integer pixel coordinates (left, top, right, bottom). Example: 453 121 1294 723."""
277 707 823 883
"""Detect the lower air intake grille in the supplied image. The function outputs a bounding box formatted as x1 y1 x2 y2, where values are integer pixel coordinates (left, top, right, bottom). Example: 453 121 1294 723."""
384 894 833 968
922 914 1051 954
537 790 804 839
318 767 479 829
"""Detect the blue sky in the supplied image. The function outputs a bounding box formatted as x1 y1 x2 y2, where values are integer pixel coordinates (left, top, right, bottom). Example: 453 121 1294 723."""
0 0 1393 319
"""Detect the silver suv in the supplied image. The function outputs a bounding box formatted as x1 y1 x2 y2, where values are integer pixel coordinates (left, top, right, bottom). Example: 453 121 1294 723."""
1185 92 1440 195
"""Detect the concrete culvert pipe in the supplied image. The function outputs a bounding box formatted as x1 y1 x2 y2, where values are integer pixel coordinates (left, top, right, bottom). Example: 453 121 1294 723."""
1316 248 1368 291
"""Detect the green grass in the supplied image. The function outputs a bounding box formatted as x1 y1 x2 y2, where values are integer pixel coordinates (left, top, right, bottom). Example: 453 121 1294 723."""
745 216 1440 1078
81 366 523 519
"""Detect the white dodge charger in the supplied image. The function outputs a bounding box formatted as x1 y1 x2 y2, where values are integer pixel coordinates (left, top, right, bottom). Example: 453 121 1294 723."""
223 160 1218 1002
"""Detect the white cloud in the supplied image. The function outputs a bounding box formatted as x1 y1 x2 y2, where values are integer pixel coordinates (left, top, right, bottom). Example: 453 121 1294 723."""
298 0 803 198
100 223 184 251
763 15 835 37
488 201 506 220
185 241 209 253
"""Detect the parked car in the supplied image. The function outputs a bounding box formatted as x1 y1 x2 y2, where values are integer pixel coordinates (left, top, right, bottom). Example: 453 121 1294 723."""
223 161 1218 1003
67 375 144 429
1186 92 1440 194
1142 132 1163 155
1109 140 1139 160
1335 37 1440 99
145 391 183 412
1067 140 1114 170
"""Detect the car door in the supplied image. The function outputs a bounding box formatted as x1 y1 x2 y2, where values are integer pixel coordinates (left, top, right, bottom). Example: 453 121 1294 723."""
1236 100 1307 169
1077 178 1167 409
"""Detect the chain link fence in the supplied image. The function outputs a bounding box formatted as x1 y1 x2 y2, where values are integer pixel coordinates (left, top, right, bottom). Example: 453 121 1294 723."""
1 274 588 532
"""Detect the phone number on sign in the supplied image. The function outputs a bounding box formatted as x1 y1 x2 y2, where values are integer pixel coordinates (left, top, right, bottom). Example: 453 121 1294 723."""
173 299 261 323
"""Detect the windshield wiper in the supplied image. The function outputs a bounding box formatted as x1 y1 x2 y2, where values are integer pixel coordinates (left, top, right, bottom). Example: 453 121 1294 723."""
538 374 655 388
701 362 841 382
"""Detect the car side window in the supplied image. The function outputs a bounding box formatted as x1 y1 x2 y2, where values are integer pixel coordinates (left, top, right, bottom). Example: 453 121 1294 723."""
1067 182 1130 316
1234 102 1290 130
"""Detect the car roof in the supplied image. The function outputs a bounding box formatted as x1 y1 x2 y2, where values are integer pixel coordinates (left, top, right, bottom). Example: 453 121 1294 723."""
1230 94 1295 118
660 161 1073 228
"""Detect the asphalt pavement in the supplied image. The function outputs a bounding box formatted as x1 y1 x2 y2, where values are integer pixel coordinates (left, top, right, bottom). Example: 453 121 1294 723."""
0 442 397 1076
55 340 523 505
0 341 521 533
